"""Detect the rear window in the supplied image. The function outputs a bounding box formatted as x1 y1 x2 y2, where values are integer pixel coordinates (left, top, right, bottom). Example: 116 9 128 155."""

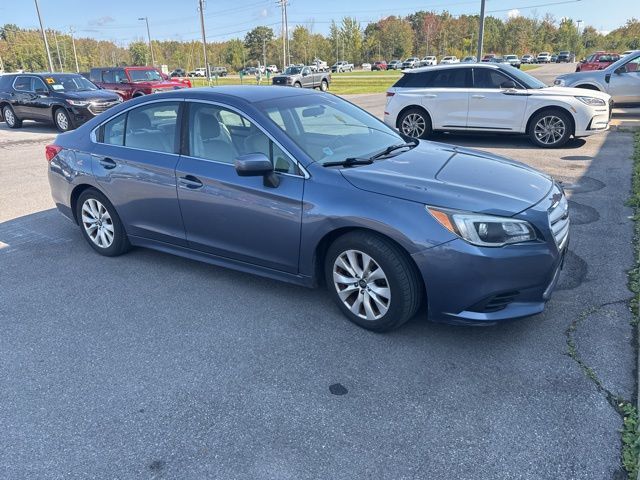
393 68 470 88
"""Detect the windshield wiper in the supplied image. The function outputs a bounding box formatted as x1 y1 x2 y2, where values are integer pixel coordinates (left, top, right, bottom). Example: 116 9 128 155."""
370 140 418 160
323 157 374 168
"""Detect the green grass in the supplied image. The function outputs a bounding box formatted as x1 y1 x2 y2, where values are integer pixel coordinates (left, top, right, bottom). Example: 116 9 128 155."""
187 63 540 95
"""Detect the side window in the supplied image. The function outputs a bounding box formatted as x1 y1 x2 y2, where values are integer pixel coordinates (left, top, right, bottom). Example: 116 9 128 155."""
13 76 32 92
473 69 513 89
394 72 433 88
623 57 640 73
101 70 114 83
102 113 126 146
188 103 298 174
32 77 48 92
431 68 469 88
124 102 180 153
302 67 311 75
114 69 126 83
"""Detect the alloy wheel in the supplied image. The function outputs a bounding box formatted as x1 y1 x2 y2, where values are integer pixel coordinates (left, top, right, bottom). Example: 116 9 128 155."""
534 115 566 145
4 107 15 127
333 249 391 321
55 110 69 131
81 198 114 248
401 113 426 138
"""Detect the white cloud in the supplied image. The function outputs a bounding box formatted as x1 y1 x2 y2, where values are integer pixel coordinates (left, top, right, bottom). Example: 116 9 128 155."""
507 9 521 19
597 30 610 36
260 8 268 18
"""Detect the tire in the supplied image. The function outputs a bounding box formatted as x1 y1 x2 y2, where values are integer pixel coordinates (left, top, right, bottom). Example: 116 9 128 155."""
3 105 22 129
528 109 572 148
398 108 432 139
53 108 72 132
293 82 302 88
320 79 328 92
76 188 130 257
324 231 422 332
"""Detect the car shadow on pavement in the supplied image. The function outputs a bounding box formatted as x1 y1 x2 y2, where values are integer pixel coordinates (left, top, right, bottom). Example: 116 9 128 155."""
429 131 587 150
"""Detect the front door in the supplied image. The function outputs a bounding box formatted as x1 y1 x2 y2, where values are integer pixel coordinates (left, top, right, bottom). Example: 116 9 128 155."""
91 100 187 245
176 102 304 273
609 56 640 105
467 68 528 132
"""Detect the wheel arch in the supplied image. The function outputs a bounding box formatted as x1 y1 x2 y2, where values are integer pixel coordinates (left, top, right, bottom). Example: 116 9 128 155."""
395 104 432 129
312 226 424 292
573 83 602 91
70 183 108 224
526 105 576 137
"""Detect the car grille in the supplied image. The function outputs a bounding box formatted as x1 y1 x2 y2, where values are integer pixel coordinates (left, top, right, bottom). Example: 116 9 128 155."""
548 184 570 251
272 78 286 85
87 100 120 116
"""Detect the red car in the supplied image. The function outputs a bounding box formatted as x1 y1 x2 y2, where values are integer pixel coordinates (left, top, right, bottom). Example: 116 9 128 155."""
575 52 620 72
89 66 190 101
481 54 496 62
372 60 388 71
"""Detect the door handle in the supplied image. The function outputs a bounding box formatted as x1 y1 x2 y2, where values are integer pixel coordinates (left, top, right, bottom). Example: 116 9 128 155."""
424 94 437 98
179 175 204 189
471 94 486 99
99 157 117 169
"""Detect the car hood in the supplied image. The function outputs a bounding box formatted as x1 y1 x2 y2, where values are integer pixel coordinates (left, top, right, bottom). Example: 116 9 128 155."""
339 142 553 216
60 90 120 101
529 85 610 100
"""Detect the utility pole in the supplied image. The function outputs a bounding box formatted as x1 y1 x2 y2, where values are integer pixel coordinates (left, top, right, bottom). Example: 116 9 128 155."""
277 0 288 69
34 0 55 72
476 0 486 61
284 0 290 66
138 17 155 66
53 30 63 71
70 27 79 72
197 0 210 82
263 39 267 69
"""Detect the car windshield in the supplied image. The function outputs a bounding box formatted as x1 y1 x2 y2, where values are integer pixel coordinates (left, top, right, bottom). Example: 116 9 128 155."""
44 75 98 92
499 66 547 89
285 67 302 74
506 55 517 60
128 69 162 82
257 94 407 166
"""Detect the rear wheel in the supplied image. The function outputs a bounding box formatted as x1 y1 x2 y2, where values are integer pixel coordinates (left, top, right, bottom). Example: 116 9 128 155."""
528 109 572 148
320 79 328 91
3 105 22 128
293 82 302 88
76 189 130 257
324 232 422 332
398 108 432 139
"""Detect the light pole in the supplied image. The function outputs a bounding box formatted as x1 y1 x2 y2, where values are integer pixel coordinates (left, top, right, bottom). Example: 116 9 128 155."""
138 17 155 66
476 0 486 61
70 27 79 72
575 19 583 57
34 0 54 72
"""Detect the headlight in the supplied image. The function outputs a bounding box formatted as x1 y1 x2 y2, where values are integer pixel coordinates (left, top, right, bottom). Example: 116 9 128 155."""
554 79 566 86
427 206 537 247
576 96 606 106
66 99 89 106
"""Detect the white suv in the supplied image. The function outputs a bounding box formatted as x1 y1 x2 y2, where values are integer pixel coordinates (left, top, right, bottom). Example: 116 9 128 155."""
420 56 438 66
440 56 459 64
384 64 612 148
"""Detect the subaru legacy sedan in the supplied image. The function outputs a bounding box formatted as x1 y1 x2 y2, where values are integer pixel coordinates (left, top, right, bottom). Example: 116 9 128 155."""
47 87 569 331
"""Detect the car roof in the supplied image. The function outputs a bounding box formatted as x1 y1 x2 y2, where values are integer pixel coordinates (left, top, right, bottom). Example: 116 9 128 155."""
3 72 83 77
406 63 499 73
156 85 321 103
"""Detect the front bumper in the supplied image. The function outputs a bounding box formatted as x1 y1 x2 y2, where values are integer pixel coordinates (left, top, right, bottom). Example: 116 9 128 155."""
411 187 568 325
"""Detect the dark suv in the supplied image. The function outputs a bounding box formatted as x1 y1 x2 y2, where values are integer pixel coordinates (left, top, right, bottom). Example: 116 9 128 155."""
0 73 121 132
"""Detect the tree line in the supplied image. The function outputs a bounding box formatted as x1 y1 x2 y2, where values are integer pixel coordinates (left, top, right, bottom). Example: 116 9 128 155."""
1 12 639 73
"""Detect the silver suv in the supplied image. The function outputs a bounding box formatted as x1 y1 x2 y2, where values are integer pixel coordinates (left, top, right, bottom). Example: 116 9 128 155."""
554 50 640 105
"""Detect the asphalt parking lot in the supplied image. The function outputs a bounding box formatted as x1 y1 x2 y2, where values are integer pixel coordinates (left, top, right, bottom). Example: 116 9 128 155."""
0 82 638 478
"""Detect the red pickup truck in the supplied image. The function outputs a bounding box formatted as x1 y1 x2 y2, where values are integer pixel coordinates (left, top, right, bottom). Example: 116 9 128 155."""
575 52 620 72
89 66 190 101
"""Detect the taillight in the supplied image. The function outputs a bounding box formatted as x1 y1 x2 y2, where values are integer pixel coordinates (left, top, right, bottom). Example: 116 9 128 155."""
45 144 62 162
386 92 395 97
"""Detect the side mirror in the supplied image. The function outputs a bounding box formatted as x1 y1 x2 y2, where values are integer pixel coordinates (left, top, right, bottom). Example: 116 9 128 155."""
500 80 517 89
614 66 626 74
234 153 279 188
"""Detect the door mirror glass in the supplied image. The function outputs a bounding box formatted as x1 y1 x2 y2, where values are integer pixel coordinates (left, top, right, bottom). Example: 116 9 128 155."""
235 153 273 176
500 80 517 89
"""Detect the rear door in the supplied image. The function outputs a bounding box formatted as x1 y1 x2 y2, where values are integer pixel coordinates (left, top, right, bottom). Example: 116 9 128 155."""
175 101 304 273
92 100 187 245
467 67 528 132
415 68 471 129
10 75 34 117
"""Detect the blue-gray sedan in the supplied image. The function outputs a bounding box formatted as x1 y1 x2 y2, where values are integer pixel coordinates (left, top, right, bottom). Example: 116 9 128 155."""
46 86 569 331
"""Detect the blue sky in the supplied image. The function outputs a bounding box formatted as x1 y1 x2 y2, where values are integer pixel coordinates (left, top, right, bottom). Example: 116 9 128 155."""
1 0 634 44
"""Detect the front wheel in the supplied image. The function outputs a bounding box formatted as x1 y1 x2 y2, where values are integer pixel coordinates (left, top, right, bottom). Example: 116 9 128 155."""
54 108 72 132
398 108 432 139
76 189 130 257
325 232 422 332
293 82 302 88
528 110 572 148
3 105 22 129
